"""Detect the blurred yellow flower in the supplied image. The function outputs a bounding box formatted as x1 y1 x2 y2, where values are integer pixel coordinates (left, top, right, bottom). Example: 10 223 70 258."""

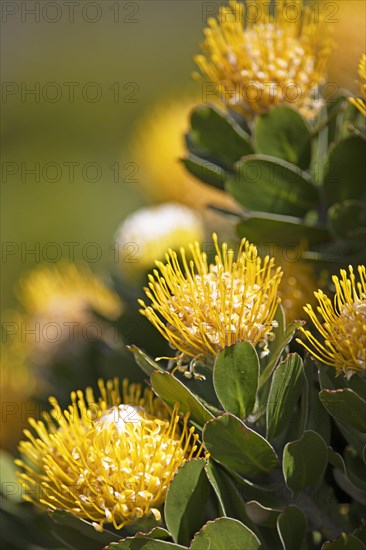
129 97 236 211
0 341 38 451
115 203 204 281
277 259 319 323
16 378 201 531
194 0 332 119
299 266 366 377
15 263 122 364
139 234 282 374
326 0 365 93
349 54 366 116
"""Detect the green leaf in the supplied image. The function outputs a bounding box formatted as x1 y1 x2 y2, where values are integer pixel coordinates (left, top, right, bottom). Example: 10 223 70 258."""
151 372 214 428
203 413 278 476
319 389 366 433
277 506 307 550
322 533 366 549
48 510 119 550
164 459 208 546
0 450 21 503
190 518 260 550
343 447 366 492
266 353 304 439
127 345 165 376
329 447 366 504
236 215 329 247
181 155 226 190
107 527 173 550
227 155 318 217
204 460 256 528
303 357 331 444
188 104 253 169
213 342 259 419
108 539 186 549
245 501 281 528
259 320 305 388
323 136 366 206
283 431 328 492
255 106 311 169
328 200 366 243
348 374 366 403
206 459 283 509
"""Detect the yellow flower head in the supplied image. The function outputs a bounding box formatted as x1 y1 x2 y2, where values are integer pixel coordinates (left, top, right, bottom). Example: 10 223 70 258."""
115 203 204 281
194 0 332 119
15 379 200 531
15 263 122 364
138 234 282 372
349 53 366 116
299 265 366 377
18 262 121 320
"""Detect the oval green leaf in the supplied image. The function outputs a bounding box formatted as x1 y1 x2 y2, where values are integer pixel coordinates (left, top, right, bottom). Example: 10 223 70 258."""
48 510 119 549
277 506 307 550
255 106 311 169
227 154 318 217
213 341 259 419
181 155 226 190
165 459 209 546
319 389 366 433
190 518 260 550
127 345 165 376
328 200 366 243
203 413 278 477
151 372 214 428
283 430 328 492
266 353 304 440
188 104 253 169
259 320 305 388
323 135 366 206
236 215 329 247
205 460 256 529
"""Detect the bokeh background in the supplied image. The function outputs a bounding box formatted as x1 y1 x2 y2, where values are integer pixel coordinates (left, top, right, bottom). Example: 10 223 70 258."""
2 0 365 312
2 1 205 312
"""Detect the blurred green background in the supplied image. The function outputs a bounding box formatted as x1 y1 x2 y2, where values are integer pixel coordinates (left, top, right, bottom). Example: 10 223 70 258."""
2 0 365 312
1 0 206 310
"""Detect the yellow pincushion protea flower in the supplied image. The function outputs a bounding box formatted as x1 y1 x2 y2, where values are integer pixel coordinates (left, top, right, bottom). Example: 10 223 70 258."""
349 54 366 117
138 234 282 374
18 262 121 320
15 379 201 531
299 265 366 377
15 262 122 364
194 0 332 119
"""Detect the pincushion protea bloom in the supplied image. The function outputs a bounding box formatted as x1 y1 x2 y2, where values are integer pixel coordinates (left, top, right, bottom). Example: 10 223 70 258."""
194 0 332 119
349 53 366 116
138 234 282 374
299 265 366 377
15 379 201 531
15 263 122 364
18 262 121 321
